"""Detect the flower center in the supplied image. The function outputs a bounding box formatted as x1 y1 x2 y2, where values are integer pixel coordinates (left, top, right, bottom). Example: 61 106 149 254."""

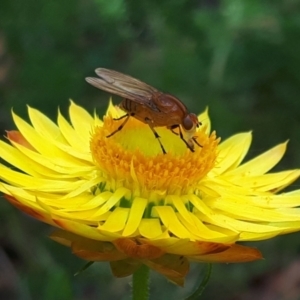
90 112 219 197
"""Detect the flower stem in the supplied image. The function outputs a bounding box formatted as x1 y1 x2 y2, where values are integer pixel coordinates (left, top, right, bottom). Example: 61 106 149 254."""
132 265 150 300
185 263 212 300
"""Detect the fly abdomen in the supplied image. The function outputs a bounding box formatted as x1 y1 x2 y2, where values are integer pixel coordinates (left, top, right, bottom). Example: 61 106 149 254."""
122 98 137 113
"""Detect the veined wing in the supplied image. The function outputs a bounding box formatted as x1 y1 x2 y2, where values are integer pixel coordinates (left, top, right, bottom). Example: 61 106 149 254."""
86 68 159 104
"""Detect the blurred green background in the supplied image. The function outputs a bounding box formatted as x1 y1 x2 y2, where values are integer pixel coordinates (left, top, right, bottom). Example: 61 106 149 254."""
1 0 300 299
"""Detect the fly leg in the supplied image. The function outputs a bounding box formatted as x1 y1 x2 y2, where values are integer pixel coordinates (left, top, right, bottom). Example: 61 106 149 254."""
169 125 202 150
148 125 167 154
192 137 202 148
106 113 133 138
169 124 179 136
113 114 129 121
169 125 195 152
144 118 167 154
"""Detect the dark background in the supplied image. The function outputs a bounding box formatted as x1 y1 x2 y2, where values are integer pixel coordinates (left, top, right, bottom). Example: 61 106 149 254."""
1 0 300 299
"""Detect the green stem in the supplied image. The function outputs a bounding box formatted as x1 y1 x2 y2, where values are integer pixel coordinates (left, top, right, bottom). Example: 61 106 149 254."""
74 261 94 276
132 265 150 300
185 263 212 300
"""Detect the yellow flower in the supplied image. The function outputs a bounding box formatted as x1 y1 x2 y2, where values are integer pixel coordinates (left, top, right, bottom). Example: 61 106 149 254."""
1 101 300 286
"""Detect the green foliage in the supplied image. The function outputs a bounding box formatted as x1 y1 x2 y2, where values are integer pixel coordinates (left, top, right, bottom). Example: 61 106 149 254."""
1 0 300 299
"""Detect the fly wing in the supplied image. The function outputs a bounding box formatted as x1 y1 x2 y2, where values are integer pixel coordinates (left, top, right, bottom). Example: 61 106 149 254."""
86 68 159 104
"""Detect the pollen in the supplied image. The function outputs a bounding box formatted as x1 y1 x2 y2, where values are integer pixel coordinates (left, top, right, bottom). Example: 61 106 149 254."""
90 114 220 196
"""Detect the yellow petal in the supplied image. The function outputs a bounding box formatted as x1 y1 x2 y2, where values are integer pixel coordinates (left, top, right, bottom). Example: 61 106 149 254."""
138 219 164 239
53 218 118 241
214 132 252 175
270 190 300 208
9 140 92 175
209 195 300 222
223 170 300 192
99 207 129 232
0 140 41 177
92 187 131 215
28 106 66 143
57 109 89 152
123 197 147 236
69 101 94 146
153 206 192 239
227 142 288 176
198 107 211 134
12 111 84 166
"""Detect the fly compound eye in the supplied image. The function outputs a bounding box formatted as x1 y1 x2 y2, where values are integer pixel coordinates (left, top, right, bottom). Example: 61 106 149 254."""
182 115 194 130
